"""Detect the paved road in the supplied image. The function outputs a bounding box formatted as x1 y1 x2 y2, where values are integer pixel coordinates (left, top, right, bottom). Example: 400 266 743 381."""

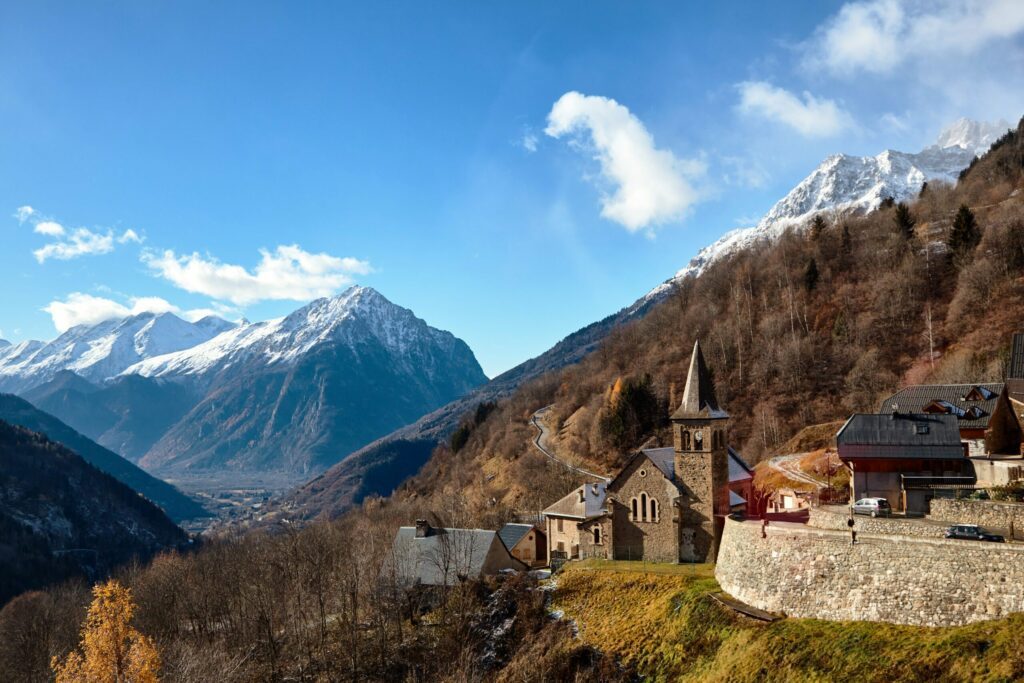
531 406 609 482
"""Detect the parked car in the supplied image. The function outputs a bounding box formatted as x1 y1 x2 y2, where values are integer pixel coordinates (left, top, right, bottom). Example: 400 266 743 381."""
944 524 1005 543
850 498 892 517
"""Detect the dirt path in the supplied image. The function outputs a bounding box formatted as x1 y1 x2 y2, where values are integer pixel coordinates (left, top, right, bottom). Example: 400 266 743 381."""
531 406 609 482
768 453 828 488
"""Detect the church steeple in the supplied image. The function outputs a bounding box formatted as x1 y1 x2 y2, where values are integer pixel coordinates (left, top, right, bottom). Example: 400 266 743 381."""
672 340 727 420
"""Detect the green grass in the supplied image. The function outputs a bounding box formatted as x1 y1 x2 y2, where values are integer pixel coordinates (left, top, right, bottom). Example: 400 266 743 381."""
572 558 715 578
551 562 1024 682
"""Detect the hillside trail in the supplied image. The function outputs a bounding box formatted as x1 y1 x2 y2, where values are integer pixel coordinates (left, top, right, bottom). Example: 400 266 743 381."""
767 453 828 488
531 406 610 482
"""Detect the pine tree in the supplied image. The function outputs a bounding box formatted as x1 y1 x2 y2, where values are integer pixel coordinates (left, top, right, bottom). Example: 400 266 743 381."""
894 202 915 240
809 214 826 242
840 224 852 256
52 580 161 683
803 258 819 292
948 204 981 264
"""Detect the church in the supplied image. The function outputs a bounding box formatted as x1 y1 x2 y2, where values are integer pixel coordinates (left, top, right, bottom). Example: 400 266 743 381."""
543 340 752 564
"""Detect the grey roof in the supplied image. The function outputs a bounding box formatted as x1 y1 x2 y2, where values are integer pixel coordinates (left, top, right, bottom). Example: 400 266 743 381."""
639 445 753 484
729 490 746 507
837 413 965 460
672 340 728 420
497 523 535 550
1011 333 1024 380
879 383 1004 430
393 527 503 586
543 482 607 519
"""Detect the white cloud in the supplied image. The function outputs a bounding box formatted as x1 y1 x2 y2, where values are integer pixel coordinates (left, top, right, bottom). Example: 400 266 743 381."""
736 81 854 138
43 293 133 332
42 291 238 332
544 91 705 233
18 206 145 263
807 0 1024 76
521 131 539 153
142 244 373 305
33 221 66 237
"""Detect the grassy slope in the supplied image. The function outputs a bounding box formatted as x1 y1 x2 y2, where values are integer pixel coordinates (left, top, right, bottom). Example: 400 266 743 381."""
552 561 1024 682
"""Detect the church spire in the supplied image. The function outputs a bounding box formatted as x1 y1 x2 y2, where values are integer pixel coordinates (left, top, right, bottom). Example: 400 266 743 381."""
672 340 726 419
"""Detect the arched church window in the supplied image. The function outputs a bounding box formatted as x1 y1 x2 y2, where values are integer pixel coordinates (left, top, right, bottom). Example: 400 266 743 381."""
640 493 648 521
630 497 638 521
593 526 602 544
681 430 691 450
650 498 659 522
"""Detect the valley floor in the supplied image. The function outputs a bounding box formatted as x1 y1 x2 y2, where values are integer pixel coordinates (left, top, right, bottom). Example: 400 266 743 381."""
551 560 1024 682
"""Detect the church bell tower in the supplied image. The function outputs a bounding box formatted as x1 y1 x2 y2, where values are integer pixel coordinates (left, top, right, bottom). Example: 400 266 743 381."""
672 340 730 563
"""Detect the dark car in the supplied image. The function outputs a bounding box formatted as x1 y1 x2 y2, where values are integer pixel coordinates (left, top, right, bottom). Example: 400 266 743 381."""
944 524 1005 543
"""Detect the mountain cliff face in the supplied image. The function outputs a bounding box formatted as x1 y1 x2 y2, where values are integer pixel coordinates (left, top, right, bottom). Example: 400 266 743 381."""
133 287 487 477
0 394 205 521
0 420 187 604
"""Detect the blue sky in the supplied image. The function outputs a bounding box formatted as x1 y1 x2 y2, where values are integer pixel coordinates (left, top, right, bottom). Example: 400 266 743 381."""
2 2 1023 376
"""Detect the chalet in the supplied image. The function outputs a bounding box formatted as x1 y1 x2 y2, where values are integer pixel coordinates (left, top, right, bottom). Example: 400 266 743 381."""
497 523 547 567
392 520 526 587
879 383 1021 456
543 341 752 564
836 413 973 515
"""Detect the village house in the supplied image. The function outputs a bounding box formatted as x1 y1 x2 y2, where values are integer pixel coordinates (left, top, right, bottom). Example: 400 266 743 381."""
836 412 974 515
497 523 547 567
1007 332 1024 417
392 520 526 587
543 340 752 565
879 383 1021 456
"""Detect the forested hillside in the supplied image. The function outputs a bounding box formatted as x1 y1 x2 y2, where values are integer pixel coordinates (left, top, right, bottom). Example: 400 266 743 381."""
364 116 1024 525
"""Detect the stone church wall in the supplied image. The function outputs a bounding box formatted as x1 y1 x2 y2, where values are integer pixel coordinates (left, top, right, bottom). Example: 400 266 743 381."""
716 516 1024 627
609 456 679 563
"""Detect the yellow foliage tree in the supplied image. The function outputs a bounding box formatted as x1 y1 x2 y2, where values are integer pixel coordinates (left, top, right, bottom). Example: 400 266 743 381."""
52 579 161 683
608 377 623 407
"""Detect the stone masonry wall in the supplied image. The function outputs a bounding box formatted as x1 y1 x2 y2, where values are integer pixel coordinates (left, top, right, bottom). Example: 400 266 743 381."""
930 498 1024 540
809 507 947 538
716 516 1024 626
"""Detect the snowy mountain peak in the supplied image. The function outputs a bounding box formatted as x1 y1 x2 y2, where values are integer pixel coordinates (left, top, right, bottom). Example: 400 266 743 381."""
0 310 237 393
639 116 1011 304
934 117 1010 156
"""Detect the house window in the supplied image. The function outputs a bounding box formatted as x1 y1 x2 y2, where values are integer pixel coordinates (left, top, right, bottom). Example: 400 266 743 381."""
631 497 638 521
557 518 564 533
578 489 585 503
557 541 565 552
650 498 659 522
640 493 648 521
593 526 602 545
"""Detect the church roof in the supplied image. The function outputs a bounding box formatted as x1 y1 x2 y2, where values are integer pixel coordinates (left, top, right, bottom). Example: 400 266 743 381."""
672 340 728 420
638 445 752 485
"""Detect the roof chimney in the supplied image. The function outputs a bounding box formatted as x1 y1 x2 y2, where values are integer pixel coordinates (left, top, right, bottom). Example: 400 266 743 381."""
415 519 431 538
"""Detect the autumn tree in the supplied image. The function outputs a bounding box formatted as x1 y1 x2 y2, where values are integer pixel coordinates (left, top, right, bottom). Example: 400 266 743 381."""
803 258 819 292
52 580 160 683
808 214 826 241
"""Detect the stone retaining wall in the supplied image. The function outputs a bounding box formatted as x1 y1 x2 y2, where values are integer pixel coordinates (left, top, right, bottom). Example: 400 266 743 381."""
929 498 1024 540
809 507 947 538
715 516 1024 626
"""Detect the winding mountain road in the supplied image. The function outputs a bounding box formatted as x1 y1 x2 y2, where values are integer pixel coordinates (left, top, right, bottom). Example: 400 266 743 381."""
531 406 609 482
768 453 828 488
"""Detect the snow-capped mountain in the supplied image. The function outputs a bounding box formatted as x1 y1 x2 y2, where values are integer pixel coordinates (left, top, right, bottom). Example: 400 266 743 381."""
12 286 488 480
642 118 1011 301
0 312 236 394
122 286 470 388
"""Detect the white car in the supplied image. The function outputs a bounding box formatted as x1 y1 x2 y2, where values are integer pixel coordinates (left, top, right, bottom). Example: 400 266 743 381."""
851 498 892 517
